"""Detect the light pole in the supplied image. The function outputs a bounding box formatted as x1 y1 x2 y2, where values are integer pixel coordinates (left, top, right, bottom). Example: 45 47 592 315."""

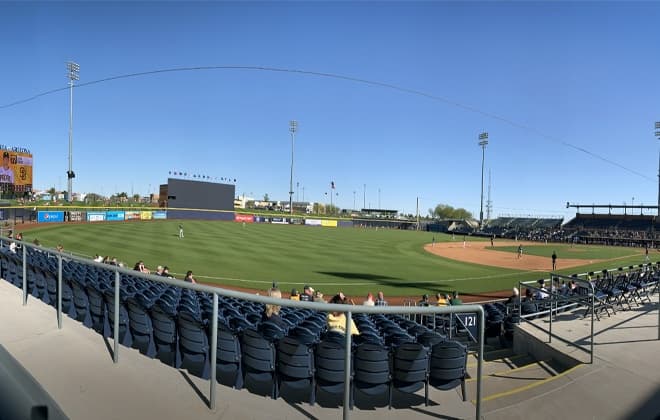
353 190 356 210
289 120 297 215
378 188 381 209
478 132 489 228
363 184 366 209
296 181 299 202
66 61 79 202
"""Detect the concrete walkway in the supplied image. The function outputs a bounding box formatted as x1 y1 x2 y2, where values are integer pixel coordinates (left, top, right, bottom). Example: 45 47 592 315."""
493 296 660 419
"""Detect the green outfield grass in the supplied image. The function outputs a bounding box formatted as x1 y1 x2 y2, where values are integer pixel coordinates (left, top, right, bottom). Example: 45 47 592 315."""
491 244 642 260
18 221 653 298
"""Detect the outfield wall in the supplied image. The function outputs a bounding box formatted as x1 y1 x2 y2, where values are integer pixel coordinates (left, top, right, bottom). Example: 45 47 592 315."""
0 206 421 231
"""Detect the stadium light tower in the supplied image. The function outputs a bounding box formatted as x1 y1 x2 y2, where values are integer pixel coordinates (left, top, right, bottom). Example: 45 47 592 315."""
478 132 489 228
655 122 660 217
66 61 79 203
288 120 298 215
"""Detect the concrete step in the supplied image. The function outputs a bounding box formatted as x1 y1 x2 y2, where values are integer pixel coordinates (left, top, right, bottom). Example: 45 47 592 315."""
466 352 537 379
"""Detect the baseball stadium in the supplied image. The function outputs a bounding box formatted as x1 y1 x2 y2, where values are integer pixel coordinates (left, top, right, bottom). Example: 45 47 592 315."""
2 3 660 420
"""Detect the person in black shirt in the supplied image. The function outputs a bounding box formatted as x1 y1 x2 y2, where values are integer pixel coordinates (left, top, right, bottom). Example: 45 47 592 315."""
299 285 314 302
551 251 557 270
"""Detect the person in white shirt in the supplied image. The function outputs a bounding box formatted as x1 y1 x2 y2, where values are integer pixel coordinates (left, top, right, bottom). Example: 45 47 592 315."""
363 293 375 306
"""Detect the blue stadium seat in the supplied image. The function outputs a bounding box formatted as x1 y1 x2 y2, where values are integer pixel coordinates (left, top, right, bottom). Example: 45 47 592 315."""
126 296 157 358
241 329 278 399
177 311 210 379
429 340 468 401
150 303 180 368
392 342 429 407
213 322 243 389
314 338 349 405
277 336 315 404
351 342 391 409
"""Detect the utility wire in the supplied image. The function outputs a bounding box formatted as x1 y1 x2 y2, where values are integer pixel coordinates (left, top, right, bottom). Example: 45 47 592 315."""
0 65 653 181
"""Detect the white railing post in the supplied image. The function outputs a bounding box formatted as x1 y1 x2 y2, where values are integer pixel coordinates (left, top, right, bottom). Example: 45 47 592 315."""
210 293 218 409
113 270 120 364
57 254 62 329
22 245 27 305
343 310 353 420
476 305 485 420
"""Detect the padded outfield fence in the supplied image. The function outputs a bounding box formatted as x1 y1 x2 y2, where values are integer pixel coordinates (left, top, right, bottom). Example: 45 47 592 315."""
3 237 485 420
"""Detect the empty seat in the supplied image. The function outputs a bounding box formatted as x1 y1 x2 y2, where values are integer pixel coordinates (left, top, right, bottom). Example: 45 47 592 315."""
429 340 468 401
241 329 278 399
392 342 429 406
126 296 157 358
213 322 243 389
352 342 391 409
277 336 315 404
177 311 210 379
150 303 180 367
104 290 132 347
315 338 349 405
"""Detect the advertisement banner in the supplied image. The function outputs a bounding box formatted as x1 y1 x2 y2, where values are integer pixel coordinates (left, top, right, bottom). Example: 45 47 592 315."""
321 219 338 227
106 211 125 221
140 211 153 220
125 211 141 220
87 212 106 222
254 216 270 223
271 217 289 225
152 211 167 220
305 219 322 226
68 211 84 222
235 214 254 223
37 211 64 223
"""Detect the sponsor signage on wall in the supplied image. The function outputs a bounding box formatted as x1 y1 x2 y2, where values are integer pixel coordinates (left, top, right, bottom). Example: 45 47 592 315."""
106 211 125 221
321 219 338 227
69 211 84 222
152 211 167 220
305 219 322 226
235 214 254 223
87 212 106 222
125 211 141 220
37 211 65 223
140 211 153 220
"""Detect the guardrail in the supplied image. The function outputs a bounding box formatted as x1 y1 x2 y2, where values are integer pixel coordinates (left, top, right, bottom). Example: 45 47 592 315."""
518 274 596 364
518 268 660 364
7 238 485 420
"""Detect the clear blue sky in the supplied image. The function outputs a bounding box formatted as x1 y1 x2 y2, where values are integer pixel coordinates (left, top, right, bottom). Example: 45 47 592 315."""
1 1 659 219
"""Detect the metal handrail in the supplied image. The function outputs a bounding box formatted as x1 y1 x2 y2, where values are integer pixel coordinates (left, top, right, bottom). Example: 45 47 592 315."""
518 275 596 364
7 239 485 420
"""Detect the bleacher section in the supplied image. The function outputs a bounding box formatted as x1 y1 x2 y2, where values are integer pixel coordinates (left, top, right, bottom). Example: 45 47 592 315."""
562 213 657 245
482 217 563 240
0 246 489 414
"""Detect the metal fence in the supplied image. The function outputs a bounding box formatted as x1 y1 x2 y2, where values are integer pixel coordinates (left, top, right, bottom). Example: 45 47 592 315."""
8 239 485 420
518 266 660 364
